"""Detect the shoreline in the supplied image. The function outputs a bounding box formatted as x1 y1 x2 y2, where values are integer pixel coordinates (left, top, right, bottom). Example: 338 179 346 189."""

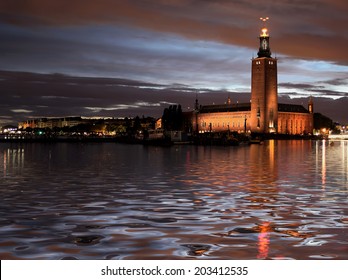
0 133 325 144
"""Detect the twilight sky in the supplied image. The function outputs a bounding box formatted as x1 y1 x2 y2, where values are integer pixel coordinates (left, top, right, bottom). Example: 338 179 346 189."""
1 0 348 125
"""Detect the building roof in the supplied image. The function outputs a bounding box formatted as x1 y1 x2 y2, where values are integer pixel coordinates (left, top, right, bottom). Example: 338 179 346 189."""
278 103 309 113
199 103 251 113
197 102 309 114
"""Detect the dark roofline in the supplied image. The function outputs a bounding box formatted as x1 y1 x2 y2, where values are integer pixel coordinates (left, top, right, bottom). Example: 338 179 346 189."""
199 103 251 113
195 102 310 114
278 103 309 113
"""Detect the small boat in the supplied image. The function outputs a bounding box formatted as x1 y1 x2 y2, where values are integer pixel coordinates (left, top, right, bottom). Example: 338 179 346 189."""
249 138 263 145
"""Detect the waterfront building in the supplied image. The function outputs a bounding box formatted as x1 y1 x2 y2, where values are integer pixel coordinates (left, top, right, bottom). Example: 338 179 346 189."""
17 116 156 136
191 21 313 135
18 117 87 130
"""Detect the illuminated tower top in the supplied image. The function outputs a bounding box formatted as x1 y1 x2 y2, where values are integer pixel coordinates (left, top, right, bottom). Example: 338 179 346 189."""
257 17 272 58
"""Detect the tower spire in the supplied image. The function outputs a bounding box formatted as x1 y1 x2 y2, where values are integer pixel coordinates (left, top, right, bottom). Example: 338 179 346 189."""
194 93 199 110
257 17 271 58
308 96 313 114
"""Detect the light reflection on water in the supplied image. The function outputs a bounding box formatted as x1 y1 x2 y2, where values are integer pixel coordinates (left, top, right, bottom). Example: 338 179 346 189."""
0 140 347 260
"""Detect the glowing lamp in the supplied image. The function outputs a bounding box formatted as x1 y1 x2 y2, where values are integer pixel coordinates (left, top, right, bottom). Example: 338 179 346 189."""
261 28 268 37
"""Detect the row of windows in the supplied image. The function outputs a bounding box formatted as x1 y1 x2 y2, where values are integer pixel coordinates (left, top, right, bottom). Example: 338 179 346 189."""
200 114 248 119
278 119 311 133
200 122 244 128
254 61 275 65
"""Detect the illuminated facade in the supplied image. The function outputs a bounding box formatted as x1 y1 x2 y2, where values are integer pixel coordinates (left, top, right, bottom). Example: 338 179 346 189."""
19 117 87 129
192 20 313 135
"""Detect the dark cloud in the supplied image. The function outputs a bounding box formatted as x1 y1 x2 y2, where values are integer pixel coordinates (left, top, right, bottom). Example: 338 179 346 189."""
324 77 348 86
0 22 250 88
279 82 324 90
315 89 348 98
279 77 348 98
0 70 238 124
1 0 348 63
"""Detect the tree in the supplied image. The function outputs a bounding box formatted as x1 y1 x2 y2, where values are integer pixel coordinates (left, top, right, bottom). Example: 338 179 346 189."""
162 104 183 131
133 116 141 132
313 113 335 130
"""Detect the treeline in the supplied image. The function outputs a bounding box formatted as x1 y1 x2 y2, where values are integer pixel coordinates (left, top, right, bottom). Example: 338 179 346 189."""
162 104 183 131
313 113 339 133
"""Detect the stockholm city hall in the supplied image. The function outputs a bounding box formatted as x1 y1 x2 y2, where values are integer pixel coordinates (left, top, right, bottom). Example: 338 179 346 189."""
191 19 314 135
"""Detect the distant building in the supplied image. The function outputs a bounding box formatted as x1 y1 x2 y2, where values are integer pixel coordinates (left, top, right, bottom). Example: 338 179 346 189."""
18 117 87 129
190 22 313 135
155 118 162 129
18 116 156 135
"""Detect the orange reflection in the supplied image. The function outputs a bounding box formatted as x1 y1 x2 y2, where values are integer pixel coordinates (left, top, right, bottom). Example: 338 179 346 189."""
269 139 275 171
322 140 326 186
2 148 25 176
249 140 278 184
257 222 271 259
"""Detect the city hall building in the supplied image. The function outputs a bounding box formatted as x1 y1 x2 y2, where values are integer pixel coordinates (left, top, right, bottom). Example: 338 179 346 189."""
191 24 313 135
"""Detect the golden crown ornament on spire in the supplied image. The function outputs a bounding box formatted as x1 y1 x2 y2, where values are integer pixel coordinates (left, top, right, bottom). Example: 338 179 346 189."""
259 17 269 37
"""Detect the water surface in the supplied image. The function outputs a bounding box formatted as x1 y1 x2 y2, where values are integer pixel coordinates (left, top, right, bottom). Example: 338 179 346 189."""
0 140 347 259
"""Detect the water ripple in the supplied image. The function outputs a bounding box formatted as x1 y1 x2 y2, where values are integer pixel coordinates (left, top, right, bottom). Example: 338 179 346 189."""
0 141 347 259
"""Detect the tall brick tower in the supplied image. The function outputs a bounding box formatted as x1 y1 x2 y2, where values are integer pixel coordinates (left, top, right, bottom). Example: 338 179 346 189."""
251 18 278 133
